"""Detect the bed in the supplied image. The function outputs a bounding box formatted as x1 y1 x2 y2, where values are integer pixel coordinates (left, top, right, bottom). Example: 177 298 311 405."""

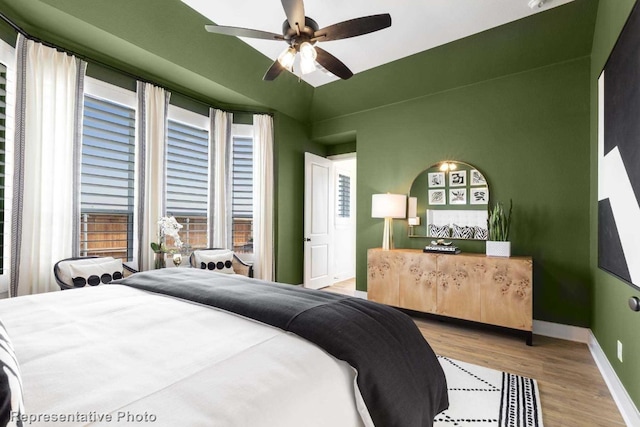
1 269 448 427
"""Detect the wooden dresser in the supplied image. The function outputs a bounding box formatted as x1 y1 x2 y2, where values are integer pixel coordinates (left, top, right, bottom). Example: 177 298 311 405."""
367 248 533 344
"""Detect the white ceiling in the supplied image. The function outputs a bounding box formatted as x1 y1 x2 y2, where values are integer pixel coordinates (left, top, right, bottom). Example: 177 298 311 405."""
182 0 574 87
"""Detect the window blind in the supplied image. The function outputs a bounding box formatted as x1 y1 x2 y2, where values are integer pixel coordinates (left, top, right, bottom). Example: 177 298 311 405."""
80 94 136 261
166 119 209 249
0 64 6 273
166 120 208 216
338 174 351 218
232 136 253 253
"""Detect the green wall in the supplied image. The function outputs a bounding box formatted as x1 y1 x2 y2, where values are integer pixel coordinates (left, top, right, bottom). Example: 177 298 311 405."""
313 57 592 326
590 0 640 409
311 0 597 121
273 113 326 284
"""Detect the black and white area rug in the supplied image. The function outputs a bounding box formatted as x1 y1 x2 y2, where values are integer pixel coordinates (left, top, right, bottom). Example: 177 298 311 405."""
435 356 543 427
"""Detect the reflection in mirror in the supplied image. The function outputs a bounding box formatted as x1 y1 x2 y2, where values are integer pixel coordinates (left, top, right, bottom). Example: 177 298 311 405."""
408 160 489 240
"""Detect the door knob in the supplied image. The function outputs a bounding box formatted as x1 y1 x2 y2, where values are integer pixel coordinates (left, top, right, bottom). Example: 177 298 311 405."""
304 238 311 242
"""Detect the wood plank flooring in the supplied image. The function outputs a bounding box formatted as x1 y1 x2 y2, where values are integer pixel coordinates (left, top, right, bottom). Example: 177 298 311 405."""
324 279 626 427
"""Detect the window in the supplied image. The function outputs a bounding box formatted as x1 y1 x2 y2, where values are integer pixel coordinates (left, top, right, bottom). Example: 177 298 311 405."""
79 82 255 262
0 40 15 290
166 115 209 250
80 79 136 261
232 125 253 257
0 63 6 273
337 174 351 218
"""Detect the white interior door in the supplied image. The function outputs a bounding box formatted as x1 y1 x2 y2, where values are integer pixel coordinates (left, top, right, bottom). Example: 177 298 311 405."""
304 153 334 289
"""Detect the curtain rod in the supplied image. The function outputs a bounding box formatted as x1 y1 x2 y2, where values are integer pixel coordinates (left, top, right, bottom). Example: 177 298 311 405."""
0 10 273 117
0 10 156 85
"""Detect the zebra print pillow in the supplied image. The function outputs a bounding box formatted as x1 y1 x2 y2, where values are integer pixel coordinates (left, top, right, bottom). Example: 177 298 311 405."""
474 226 489 240
428 224 450 238
452 224 475 239
0 320 24 427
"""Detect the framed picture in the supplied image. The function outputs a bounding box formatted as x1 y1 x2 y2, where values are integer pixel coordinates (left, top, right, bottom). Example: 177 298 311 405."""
470 169 487 186
470 187 489 205
449 188 467 205
428 189 446 205
449 170 466 187
428 172 445 187
597 1 640 291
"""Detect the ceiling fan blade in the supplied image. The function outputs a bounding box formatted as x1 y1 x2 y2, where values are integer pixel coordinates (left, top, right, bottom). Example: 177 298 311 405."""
314 13 391 42
314 46 353 80
281 0 305 33
205 24 284 41
263 60 286 81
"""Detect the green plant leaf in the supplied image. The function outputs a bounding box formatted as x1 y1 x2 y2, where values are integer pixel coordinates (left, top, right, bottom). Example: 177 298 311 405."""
488 199 512 241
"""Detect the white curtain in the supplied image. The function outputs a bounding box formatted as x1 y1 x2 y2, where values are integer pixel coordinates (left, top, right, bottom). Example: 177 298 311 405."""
11 35 86 296
252 114 274 280
210 108 232 248
137 82 170 271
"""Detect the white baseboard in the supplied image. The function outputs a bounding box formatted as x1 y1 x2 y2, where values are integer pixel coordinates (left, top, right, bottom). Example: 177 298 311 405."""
588 330 640 427
532 319 590 343
354 290 368 300
532 320 638 426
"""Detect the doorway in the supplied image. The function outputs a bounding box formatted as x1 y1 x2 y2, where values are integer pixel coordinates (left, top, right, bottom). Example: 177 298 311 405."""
303 152 356 289
330 154 356 285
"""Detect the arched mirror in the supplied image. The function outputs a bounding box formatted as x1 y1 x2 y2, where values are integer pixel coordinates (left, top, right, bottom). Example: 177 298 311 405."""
408 160 489 240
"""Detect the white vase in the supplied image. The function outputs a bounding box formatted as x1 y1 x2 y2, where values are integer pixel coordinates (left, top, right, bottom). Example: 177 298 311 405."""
486 241 511 257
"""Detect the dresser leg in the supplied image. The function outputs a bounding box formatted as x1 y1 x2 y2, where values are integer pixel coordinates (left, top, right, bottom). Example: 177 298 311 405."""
526 332 533 346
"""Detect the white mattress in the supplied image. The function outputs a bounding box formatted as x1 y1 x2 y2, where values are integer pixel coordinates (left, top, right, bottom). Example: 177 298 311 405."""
1 285 371 426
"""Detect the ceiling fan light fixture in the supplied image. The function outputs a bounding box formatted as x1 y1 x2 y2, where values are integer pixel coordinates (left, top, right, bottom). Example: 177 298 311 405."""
202 0 391 82
299 42 317 75
299 42 317 60
300 55 317 75
527 0 544 9
278 47 296 70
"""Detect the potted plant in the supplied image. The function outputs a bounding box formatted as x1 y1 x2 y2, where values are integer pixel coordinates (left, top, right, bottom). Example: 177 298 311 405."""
150 216 184 269
486 199 512 257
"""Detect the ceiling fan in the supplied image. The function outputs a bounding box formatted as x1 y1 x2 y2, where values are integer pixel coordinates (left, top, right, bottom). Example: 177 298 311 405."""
204 0 391 81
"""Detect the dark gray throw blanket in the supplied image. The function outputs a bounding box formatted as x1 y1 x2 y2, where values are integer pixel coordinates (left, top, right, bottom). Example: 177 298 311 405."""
112 269 448 426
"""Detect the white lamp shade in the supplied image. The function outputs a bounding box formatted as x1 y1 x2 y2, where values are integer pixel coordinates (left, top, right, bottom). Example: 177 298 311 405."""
372 194 407 219
408 197 418 218
407 196 420 225
278 47 296 70
300 56 316 74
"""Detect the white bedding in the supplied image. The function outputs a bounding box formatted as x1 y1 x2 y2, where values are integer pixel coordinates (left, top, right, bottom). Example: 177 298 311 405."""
0 285 371 426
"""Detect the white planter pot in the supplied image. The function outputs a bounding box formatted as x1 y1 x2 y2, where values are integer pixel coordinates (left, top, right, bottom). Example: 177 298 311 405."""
486 241 511 257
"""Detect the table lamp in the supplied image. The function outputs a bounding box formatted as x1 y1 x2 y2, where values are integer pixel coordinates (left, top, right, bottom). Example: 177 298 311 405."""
372 193 407 250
